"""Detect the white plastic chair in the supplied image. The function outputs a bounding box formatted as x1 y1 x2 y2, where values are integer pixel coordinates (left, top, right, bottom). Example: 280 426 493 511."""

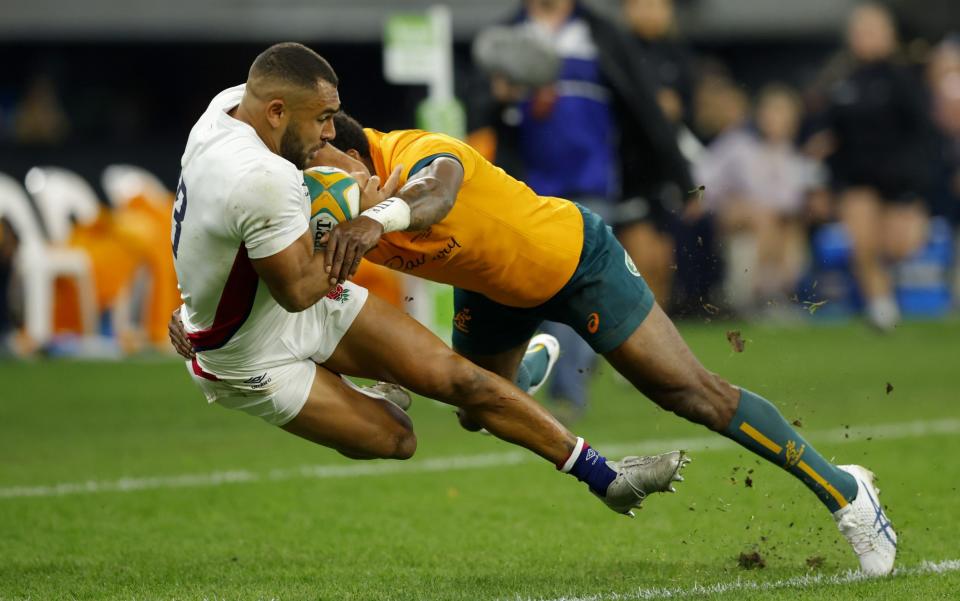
0 172 97 346
101 164 171 209
24 166 101 244
101 164 174 350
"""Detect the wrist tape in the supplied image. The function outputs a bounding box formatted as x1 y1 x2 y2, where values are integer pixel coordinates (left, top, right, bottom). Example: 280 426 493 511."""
361 197 411 233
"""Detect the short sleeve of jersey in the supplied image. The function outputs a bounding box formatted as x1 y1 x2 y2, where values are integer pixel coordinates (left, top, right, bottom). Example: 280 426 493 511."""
229 166 308 260
390 132 478 185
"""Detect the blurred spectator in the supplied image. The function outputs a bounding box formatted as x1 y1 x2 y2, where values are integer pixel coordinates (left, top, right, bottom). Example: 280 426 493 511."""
623 0 696 127
469 0 695 418
14 75 70 146
926 35 960 306
807 3 937 331
927 35 960 223
693 64 750 143
697 84 823 315
619 0 702 314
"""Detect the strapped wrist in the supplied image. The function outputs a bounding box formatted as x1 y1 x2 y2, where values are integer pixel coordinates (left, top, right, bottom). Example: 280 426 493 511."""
361 197 411 233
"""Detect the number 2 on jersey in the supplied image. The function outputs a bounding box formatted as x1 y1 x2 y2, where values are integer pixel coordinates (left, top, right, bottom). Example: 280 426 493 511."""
172 178 188 258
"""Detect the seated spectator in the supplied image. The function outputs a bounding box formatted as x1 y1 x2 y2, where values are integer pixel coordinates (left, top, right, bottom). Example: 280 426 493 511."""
697 84 822 315
807 3 936 331
927 35 960 225
692 65 749 144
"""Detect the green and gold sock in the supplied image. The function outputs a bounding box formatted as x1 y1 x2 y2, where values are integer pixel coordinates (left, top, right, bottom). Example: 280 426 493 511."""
724 388 858 512
515 342 550 393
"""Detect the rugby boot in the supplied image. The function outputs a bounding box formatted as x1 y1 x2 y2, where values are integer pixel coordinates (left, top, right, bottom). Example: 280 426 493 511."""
833 465 897 576
524 333 561 395
363 381 413 412
601 451 691 516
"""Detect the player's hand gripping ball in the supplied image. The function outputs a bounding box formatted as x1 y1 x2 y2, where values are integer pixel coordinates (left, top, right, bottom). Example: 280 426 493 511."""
303 166 361 251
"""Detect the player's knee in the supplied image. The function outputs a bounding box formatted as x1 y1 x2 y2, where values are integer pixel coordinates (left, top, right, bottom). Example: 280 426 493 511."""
417 352 512 420
392 428 417 460
449 365 508 414
456 407 484 432
425 353 498 406
373 425 417 460
383 408 417 459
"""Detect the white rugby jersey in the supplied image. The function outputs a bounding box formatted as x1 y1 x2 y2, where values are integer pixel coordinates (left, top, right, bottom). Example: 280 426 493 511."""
174 84 310 376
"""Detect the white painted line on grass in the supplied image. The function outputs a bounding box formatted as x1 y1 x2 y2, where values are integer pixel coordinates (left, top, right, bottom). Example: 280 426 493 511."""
1 417 958 500
508 559 960 601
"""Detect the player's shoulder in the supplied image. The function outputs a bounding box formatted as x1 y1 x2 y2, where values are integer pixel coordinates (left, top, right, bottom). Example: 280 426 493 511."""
380 129 475 163
382 128 461 147
207 84 246 112
229 155 301 203
184 85 279 169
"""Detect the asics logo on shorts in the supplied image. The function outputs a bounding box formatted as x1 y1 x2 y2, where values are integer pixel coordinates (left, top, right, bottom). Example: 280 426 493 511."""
587 312 600 334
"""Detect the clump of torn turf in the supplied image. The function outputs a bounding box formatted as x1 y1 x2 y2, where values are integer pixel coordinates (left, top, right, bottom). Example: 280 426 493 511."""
737 551 766 569
806 556 825 570
726 330 746 353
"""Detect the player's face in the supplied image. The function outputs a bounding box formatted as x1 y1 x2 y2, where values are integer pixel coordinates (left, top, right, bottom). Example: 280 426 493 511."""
280 81 341 169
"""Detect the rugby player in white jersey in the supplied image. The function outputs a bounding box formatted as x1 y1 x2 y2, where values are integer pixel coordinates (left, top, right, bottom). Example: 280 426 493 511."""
173 42 687 515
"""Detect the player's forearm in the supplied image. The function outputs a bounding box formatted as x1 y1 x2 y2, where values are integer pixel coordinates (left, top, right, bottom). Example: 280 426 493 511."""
271 274 333 313
254 235 335 313
397 175 456 230
285 256 336 311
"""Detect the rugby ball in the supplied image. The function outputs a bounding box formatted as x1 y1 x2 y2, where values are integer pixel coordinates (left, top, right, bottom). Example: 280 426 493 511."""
303 166 361 250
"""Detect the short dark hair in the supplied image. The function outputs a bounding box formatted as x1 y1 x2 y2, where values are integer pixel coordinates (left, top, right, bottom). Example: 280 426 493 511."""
249 42 338 89
331 112 372 161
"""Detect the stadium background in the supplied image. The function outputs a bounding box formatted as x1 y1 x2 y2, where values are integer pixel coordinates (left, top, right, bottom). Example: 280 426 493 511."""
3 0 960 349
2 2 960 600
6 0 956 187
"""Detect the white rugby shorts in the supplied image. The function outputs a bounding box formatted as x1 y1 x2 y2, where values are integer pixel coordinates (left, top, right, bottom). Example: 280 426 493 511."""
186 282 368 426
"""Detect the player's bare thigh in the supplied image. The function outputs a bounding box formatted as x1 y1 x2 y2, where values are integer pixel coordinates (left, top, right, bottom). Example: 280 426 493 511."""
281 363 416 460
321 293 575 464
322 293 482 399
603 303 740 431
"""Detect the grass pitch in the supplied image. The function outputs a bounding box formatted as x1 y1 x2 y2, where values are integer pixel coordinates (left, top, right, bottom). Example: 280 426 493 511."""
1 320 958 600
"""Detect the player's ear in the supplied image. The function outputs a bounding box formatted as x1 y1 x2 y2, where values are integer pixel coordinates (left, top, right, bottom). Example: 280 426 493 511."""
346 149 362 161
264 99 286 128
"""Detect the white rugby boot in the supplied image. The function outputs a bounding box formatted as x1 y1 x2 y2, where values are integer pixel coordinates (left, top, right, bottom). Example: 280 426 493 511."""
601 451 691 517
524 333 561 395
355 380 413 412
833 465 897 576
